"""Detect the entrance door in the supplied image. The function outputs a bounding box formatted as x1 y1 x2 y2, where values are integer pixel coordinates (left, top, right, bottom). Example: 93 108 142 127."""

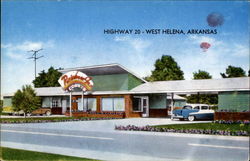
142 97 149 117
77 98 83 111
134 96 149 117
62 100 67 114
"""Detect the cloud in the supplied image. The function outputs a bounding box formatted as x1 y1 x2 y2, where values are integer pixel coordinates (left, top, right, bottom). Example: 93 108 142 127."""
16 41 43 51
1 40 55 93
6 52 24 59
1 43 13 48
1 60 34 95
114 36 151 52
189 35 249 57
188 35 223 47
231 44 249 57
2 40 55 60
176 36 249 80
114 36 129 42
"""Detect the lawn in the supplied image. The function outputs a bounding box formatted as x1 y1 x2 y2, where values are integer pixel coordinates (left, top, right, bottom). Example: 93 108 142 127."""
1 116 84 121
154 123 250 133
0 147 98 161
0 116 117 123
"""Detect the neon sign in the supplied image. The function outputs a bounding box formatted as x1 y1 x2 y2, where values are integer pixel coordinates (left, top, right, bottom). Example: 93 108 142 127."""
58 71 94 92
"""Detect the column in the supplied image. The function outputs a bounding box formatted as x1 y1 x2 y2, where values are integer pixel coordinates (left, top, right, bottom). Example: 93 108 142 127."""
69 92 72 117
171 93 174 120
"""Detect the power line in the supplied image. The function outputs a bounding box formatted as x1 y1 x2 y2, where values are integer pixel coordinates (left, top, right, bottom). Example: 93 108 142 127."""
27 48 44 79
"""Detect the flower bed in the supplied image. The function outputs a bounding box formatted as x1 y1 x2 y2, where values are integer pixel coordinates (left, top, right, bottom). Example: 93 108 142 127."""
115 124 249 136
1 117 120 124
65 111 125 118
213 120 250 125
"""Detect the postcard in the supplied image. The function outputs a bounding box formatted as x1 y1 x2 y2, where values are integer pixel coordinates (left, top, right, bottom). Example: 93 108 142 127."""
1 1 249 161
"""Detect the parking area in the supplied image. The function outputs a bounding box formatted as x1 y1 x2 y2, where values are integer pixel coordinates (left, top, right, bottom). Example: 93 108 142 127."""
1 118 212 132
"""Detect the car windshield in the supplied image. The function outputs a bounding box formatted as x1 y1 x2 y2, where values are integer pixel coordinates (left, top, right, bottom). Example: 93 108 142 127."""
183 106 192 110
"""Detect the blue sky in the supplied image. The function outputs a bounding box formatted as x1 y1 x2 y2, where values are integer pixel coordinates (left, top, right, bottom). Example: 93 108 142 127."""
1 1 249 94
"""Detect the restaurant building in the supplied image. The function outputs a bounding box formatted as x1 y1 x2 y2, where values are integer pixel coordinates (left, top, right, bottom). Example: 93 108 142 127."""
3 63 249 118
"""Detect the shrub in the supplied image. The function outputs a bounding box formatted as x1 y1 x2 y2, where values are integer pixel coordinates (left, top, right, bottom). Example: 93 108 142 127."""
115 124 249 136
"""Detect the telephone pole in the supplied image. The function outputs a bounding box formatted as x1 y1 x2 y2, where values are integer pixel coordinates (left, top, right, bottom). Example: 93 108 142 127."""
27 49 44 79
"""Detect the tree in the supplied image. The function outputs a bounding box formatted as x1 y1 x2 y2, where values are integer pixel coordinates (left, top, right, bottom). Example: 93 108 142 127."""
0 100 3 114
12 85 41 116
186 70 217 105
12 89 23 112
186 94 218 105
146 55 184 81
193 70 212 79
220 65 246 78
33 67 62 87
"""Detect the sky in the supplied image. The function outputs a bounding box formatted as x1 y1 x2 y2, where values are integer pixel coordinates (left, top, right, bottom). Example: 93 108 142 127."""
1 0 249 94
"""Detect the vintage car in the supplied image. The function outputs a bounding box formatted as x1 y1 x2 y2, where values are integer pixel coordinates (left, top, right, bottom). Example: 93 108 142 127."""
27 108 51 116
172 104 214 121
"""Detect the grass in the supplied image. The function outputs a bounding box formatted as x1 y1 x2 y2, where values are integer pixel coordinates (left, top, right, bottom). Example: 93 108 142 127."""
0 116 116 123
0 112 12 116
0 116 81 122
154 123 250 133
0 147 98 161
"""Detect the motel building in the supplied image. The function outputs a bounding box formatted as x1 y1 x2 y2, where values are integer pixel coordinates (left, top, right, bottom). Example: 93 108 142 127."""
3 63 250 118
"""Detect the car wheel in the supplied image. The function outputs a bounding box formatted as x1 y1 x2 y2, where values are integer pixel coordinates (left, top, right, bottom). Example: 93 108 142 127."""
188 115 195 121
45 111 51 116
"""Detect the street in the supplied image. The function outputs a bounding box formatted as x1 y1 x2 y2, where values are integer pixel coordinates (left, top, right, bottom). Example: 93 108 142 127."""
1 119 249 161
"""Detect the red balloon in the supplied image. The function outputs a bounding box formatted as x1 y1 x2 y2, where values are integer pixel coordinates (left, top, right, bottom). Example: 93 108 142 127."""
200 42 211 52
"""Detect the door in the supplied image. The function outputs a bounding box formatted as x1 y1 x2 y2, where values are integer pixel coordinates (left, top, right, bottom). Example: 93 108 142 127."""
142 97 149 117
134 96 149 117
62 100 67 114
77 98 83 111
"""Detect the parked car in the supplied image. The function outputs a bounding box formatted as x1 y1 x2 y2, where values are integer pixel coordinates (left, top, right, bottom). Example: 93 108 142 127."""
27 108 51 116
173 104 214 121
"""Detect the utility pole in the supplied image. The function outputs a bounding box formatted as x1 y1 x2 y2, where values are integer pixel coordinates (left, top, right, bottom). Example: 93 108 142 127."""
27 49 44 79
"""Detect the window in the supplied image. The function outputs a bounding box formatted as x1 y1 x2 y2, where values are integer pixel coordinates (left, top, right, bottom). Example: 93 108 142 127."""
87 98 97 111
51 97 61 107
114 98 125 111
42 97 51 107
52 100 58 107
194 106 199 109
77 98 84 111
77 98 96 111
102 97 125 111
102 98 113 111
201 106 209 110
133 97 142 112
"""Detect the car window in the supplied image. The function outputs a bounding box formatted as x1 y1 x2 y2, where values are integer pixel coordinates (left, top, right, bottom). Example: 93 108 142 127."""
183 106 192 110
201 106 209 110
194 106 200 109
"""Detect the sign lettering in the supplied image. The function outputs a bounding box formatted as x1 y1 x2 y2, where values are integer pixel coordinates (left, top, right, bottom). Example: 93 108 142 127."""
58 71 94 92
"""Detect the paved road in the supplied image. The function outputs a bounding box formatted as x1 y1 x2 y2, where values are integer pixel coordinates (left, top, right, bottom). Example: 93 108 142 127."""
1 119 249 161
